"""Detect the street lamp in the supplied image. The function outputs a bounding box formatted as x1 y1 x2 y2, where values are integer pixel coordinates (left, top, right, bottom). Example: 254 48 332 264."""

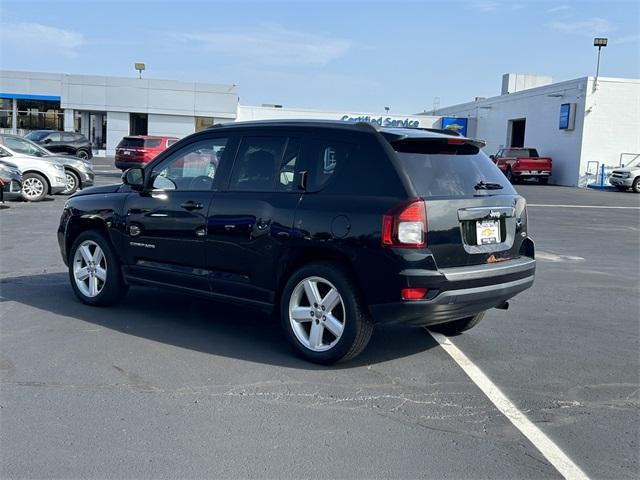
134 62 146 79
593 38 608 85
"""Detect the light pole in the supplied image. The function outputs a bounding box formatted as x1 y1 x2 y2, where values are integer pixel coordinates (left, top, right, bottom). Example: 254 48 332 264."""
134 62 146 79
593 38 608 87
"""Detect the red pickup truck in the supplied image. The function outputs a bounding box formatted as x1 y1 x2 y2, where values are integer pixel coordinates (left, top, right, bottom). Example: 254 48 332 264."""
490 148 552 184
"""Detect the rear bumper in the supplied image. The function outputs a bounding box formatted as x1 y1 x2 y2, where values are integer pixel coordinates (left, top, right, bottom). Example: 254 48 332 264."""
369 256 536 326
115 160 145 170
513 171 551 177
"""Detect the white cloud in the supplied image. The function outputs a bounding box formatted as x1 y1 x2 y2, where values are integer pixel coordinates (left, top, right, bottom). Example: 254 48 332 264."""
548 17 615 35
174 25 351 67
547 5 571 14
0 22 83 57
469 1 500 12
610 34 640 45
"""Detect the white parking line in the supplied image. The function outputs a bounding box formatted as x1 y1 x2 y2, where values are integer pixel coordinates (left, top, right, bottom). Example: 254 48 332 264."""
529 204 639 210
428 331 589 480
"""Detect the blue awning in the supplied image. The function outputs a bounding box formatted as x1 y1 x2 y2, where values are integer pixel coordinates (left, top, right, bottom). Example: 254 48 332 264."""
0 93 61 101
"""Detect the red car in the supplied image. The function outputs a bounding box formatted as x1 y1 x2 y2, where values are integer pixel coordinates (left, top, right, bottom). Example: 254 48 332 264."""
490 148 552 184
115 136 179 170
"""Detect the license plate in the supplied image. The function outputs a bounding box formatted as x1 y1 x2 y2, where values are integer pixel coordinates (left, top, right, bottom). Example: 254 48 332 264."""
476 219 500 245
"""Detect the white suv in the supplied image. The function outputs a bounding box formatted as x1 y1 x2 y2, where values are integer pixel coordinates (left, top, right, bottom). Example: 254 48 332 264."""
0 144 66 201
610 157 640 193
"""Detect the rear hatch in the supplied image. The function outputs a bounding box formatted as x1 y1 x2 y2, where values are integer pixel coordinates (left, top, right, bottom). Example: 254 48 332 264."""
386 132 528 268
116 137 162 162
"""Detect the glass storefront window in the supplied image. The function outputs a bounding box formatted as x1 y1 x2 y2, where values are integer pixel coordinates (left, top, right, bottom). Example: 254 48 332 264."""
14 99 64 131
0 98 12 129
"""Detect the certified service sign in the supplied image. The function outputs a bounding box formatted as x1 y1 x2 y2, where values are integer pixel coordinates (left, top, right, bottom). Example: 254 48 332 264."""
340 115 420 128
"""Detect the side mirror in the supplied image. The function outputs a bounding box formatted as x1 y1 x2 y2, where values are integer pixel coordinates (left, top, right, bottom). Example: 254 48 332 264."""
122 168 145 191
489 154 495 160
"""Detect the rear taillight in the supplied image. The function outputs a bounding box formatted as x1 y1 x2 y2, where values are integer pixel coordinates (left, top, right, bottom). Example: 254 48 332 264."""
401 288 428 300
382 198 427 248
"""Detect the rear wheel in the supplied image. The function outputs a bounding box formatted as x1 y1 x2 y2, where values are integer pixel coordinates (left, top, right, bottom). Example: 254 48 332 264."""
76 149 90 160
21 173 48 202
505 168 515 183
69 230 128 306
539 177 549 185
428 312 485 336
632 177 640 193
281 263 373 364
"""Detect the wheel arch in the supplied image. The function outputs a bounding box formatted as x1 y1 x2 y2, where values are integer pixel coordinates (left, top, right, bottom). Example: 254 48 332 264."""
275 246 360 307
64 167 82 188
65 216 113 261
22 170 51 194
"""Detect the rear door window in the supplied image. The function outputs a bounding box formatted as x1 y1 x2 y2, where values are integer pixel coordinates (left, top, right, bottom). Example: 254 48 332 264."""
304 138 352 191
392 140 516 198
228 136 287 192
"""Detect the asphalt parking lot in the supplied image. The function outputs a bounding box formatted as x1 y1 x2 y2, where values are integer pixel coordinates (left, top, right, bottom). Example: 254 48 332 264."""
1 159 639 479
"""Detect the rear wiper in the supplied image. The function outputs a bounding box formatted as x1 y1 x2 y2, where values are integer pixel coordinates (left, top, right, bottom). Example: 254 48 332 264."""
474 181 503 190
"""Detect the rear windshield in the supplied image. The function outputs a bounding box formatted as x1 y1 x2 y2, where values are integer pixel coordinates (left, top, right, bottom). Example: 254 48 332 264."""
504 148 539 158
118 137 161 148
393 140 515 197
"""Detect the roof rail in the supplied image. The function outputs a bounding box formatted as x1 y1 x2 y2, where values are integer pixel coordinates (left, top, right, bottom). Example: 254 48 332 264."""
353 122 380 132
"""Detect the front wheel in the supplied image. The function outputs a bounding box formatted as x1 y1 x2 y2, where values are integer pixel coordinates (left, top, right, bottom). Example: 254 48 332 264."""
632 177 640 194
428 312 485 336
281 263 373 364
69 231 128 306
62 170 80 195
76 149 90 160
21 172 48 202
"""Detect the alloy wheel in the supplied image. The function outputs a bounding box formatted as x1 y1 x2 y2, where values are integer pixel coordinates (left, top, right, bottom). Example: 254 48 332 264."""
289 276 345 352
64 172 77 194
22 177 44 200
73 240 107 298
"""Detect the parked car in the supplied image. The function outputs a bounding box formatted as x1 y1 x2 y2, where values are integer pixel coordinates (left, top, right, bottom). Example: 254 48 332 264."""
0 143 66 201
0 134 94 195
115 136 179 170
25 130 93 160
609 157 640 193
58 120 535 364
0 159 23 201
490 148 552 184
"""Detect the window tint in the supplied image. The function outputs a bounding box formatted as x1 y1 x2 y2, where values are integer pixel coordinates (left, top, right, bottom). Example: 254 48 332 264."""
62 133 76 142
229 136 286 192
46 132 62 142
151 138 228 191
395 151 516 198
167 139 179 147
307 139 351 190
277 138 300 191
3 136 48 156
503 148 538 158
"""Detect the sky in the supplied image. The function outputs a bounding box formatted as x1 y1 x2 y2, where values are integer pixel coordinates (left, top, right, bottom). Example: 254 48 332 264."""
0 0 638 114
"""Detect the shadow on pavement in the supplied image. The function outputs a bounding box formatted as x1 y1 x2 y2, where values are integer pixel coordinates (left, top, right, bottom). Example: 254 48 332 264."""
0 272 438 369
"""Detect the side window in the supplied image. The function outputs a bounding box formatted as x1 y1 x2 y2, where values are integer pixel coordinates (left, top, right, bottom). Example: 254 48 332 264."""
47 132 62 142
229 136 286 192
277 138 301 192
151 137 228 191
306 138 352 190
167 139 178 148
62 133 76 142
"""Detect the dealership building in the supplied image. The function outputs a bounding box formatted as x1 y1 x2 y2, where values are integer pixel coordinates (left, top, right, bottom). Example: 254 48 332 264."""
432 74 640 186
1 69 638 186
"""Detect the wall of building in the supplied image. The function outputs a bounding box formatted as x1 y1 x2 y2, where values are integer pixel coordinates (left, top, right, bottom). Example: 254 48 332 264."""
148 114 195 139
238 105 440 128
106 111 129 155
580 77 640 176
436 78 589 186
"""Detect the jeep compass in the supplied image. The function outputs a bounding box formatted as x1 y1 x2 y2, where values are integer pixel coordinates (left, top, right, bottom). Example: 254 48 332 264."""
58 120 535 364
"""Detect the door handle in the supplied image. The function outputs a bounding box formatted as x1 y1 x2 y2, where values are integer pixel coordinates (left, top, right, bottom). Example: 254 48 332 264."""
180 201 204 211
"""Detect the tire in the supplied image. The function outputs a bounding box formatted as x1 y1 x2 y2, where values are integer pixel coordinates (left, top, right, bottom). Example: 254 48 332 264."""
539 177 549 185
21 172 48 202
428 312 485 336
76 149 90 160
68 230 128 306
62 170 80 195
280 262 373 364
632 177 640 194
505 168 514 183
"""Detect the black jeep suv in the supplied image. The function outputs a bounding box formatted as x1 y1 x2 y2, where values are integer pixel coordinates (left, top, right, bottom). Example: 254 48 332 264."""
58 120 535 364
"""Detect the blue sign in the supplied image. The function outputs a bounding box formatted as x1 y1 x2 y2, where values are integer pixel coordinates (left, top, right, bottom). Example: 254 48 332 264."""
559 103 571 129
441 117 468 136
340 115 420 128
